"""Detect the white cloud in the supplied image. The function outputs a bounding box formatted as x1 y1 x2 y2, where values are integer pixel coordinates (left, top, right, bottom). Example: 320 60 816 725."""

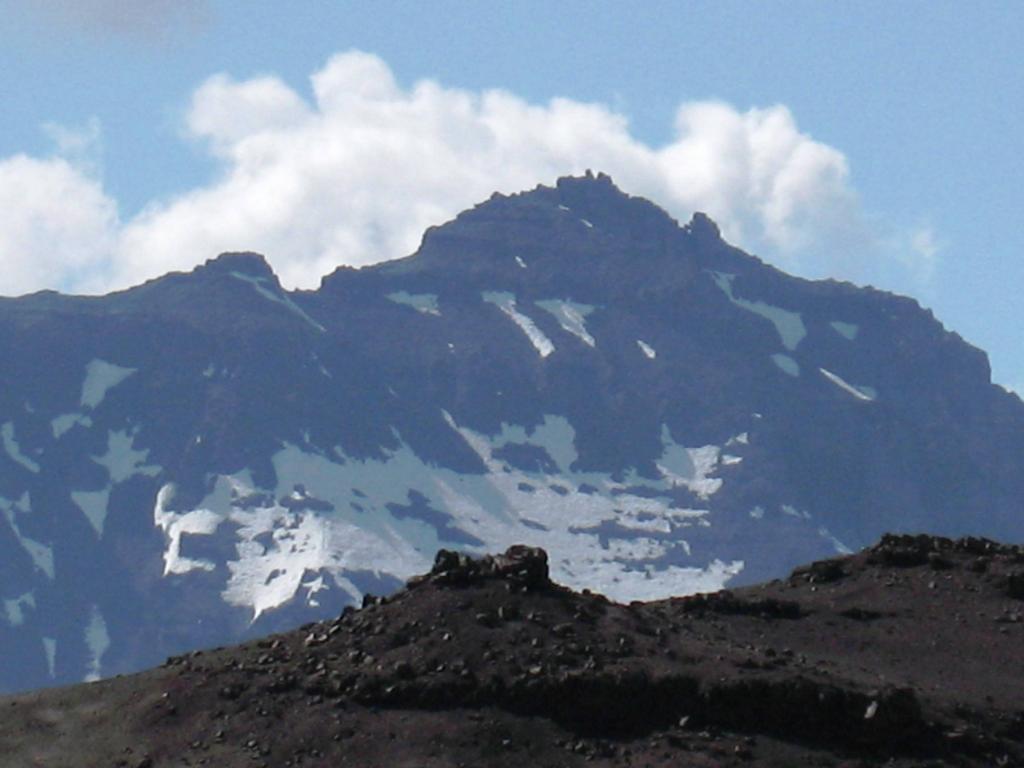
0 50 905 296
42 116 101 158
0 154 118 296
909 225 944 275
41 117 103 175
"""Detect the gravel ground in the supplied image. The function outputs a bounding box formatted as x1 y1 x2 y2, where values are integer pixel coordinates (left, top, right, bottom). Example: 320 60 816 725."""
2 535 1023 767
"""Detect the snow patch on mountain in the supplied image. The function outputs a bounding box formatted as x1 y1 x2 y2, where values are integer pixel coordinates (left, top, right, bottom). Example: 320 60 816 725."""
72 490 110 536
1 422 39 473
154 485 223 575
151 411 746 614
92 429 162 484
386 291 441 316
3 592 34 627
80 360 136 410
155 467 428 620
782 505 811 520
830 321 859 340
819 527 854 554
771 353 800 377
711 272 806 351
42 638 56 678
302 574 328 608
51 413 93 439
1 493 53 580
52 359 135 440
820 368 876 402
535 300 596 347
231 271 325 332
72 430 162 536
483 292 555 358
655 426 724 499
83 605 110 683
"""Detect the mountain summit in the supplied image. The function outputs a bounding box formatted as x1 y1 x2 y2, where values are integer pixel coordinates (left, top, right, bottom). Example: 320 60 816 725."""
1 174 1022 693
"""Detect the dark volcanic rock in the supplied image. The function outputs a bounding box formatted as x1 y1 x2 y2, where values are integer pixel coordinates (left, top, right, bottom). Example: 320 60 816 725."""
2 538 1023 767
414 545 551 590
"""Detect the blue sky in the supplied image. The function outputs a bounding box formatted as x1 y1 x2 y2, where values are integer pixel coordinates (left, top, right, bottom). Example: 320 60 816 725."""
2 1 1022 391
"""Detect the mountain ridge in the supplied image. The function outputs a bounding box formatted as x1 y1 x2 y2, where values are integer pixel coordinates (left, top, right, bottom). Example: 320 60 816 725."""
0 173 1021 694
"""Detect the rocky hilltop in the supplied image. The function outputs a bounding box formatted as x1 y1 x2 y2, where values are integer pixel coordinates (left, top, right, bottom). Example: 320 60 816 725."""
2 173 1023 693
2 536 1023 767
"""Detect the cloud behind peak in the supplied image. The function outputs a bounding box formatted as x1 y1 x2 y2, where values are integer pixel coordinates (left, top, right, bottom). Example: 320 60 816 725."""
0 51 910 297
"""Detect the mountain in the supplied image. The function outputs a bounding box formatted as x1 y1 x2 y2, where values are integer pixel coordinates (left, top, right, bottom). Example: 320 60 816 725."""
1 172 1023 694
3 535 1024 767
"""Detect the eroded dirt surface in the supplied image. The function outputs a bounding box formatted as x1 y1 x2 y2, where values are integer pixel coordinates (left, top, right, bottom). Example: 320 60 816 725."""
3 535 1024 767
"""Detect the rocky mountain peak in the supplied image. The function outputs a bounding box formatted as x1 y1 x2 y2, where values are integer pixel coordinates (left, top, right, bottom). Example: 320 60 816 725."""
684 210 722 242
377 173 706 297
102 249 312 334
198 251 277 280
2 176 1024 700
409 545 552 591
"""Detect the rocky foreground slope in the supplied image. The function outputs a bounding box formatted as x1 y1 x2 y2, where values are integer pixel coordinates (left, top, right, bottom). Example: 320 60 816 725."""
3 534 1023 767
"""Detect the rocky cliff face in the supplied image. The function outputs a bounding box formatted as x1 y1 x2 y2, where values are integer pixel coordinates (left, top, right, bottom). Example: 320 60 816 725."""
1 173 1022 693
